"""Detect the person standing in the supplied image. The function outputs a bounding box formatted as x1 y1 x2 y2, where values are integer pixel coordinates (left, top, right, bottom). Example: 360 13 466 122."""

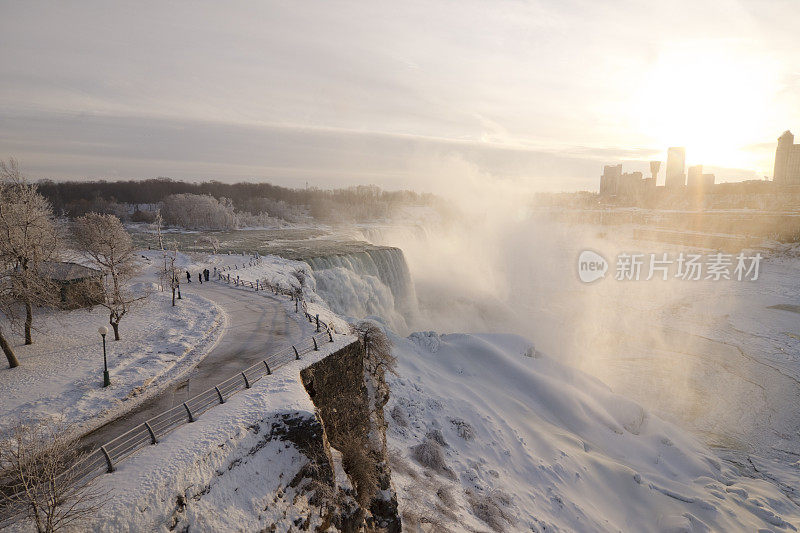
186 271 191 283
198 272 203 284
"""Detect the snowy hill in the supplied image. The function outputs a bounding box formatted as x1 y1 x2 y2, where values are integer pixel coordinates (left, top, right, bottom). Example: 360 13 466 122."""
386 330 800 532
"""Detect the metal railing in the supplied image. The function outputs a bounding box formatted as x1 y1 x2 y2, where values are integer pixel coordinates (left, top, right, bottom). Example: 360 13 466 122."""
0 275 349 528
71 329 334 485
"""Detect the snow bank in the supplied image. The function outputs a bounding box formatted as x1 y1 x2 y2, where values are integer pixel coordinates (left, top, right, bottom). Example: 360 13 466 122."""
199 252 351 334
387 330 800 532
78 334 355 533
0 284 225 442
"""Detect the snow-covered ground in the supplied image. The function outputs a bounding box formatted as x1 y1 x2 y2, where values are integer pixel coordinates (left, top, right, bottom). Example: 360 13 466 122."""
5 221 799 531
79 333 356 533
386 330 800 532
0 254 225 441
200 252 351 334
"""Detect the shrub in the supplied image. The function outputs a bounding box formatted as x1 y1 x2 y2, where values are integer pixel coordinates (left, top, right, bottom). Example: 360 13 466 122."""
411 440 455 479
468 492 513 532
450 418 474 441
390 405 409 427
425 429 448 447
337 437 379 509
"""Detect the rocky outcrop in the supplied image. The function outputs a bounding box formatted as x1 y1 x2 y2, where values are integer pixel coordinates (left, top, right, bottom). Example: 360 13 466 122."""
301 342 401 532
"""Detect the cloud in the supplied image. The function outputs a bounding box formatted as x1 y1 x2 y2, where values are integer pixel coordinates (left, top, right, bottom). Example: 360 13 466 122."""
0 0 797 187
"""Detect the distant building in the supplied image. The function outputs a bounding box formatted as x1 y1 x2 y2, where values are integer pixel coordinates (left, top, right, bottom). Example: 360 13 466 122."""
702 173 715 188
665 147 686 189
617 171 644 197
773 130 800 187
599 164 652 199
649 161 661 183
600 164 622 196
687 165 704 189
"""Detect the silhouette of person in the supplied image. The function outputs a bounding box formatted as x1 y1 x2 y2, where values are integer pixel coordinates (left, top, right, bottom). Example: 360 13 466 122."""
186 271 191 283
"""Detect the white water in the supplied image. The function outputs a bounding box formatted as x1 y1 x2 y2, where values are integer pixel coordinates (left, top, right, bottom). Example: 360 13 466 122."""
304 247 418 334
352 218 800 481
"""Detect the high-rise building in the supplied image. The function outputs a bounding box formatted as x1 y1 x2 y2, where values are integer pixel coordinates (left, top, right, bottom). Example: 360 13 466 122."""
687 165 704 189
665 147 686 189
649 161 661 182
773 130 800 187
599 164 622 196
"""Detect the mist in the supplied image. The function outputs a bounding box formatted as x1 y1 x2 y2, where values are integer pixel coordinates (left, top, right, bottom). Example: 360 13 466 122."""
353 157 795 461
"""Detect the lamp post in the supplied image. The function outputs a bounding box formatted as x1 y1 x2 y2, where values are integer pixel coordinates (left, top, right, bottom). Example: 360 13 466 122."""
98 326 110 387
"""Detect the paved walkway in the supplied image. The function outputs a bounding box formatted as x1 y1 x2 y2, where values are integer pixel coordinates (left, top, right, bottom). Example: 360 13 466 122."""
79 281 309 451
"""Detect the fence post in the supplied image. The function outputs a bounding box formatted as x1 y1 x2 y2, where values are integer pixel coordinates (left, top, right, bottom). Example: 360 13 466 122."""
100 446 114 473
242 371 251 388
313 337 319 351
183 402 195 423
144 422 158 445
215 386 225 404
316 314 320 332
293 345 299 360
263 360 272 375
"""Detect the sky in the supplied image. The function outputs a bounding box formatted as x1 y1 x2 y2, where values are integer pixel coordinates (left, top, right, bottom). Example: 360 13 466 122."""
1 0 799 193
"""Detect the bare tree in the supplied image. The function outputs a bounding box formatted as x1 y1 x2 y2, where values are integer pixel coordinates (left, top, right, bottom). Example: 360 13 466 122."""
198 235 220 254
72 213 145 340
159 248 182 307
0 278 20 368
0 158 60 348
150 210 169 293
0 418 109 532
352 321 396 377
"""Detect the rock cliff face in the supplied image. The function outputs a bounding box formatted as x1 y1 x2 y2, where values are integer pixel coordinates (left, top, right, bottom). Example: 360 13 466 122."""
301 342 401 532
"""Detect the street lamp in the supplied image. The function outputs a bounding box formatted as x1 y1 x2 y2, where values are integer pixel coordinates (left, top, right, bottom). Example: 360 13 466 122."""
98 326 110 387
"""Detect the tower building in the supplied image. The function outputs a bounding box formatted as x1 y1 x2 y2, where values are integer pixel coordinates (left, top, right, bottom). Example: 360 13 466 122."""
665 147 686 189
773 130 800 187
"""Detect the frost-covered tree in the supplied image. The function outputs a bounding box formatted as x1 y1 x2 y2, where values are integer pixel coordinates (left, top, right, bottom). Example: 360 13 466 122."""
197 235 220 254
72 213 145 340
0 158 60 352
0 417 109 532
353 320 396 378
0 279 20 368
160 193 237 230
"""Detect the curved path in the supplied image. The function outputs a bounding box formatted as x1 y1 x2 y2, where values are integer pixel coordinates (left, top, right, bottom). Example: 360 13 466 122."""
79 281 310 452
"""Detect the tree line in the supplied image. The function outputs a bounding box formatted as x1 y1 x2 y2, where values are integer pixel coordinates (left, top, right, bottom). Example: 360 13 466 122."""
36 178 441 224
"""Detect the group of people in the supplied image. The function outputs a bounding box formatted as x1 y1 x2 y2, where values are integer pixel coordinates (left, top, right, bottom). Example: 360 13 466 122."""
186 268 211 284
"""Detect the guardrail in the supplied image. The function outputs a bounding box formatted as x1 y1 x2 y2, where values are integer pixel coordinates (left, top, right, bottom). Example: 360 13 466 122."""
78 332 333 482
0 274 345 528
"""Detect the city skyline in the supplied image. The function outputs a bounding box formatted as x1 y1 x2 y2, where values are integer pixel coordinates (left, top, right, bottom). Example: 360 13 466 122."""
2 1 798 193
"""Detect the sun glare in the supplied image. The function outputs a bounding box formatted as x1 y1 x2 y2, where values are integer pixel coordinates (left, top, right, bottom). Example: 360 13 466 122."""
634 42 778 171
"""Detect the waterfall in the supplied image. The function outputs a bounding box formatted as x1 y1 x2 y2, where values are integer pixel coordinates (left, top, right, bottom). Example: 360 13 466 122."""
305 247 418 333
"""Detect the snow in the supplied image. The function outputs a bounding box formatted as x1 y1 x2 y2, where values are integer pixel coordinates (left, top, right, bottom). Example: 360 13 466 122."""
4 227 799 531
386 330 800 532
74 333 355 533
199 252 351 334
0 255 225 442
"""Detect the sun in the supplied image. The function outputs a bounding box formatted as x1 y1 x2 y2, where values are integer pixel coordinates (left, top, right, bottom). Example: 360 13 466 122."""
633 41 778 171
